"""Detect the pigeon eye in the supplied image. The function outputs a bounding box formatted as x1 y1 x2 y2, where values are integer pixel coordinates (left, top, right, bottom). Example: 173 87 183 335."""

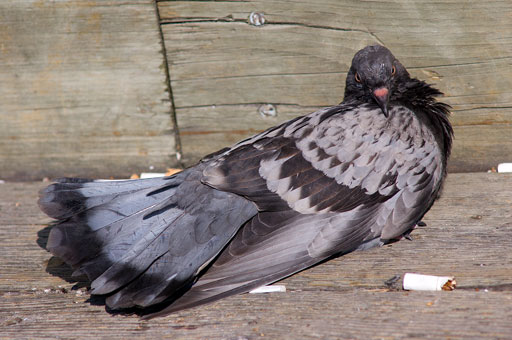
355 72 361 83
391 66 396 76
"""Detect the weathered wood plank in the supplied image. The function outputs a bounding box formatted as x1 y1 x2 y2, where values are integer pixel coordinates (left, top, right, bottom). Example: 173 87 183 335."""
0 0 176 181
1 173 511 338
159 0 512 171
177 104 325 163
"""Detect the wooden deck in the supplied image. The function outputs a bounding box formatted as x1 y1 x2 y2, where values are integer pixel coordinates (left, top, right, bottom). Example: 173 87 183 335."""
1 172 511 339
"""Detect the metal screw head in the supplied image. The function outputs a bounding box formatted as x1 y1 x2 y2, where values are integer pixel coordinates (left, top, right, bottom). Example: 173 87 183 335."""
249 12 266 26
258 104 277 117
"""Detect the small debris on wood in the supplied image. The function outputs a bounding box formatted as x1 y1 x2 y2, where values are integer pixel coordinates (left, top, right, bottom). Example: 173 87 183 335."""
403 273 456 291
32 286 71 295
249 285 286 294
384 274 402 290
138 168 182 179
497 163 512 173
140 173 166 179
441 278 457 291
165 168 182 176
4 316 23 326
75 289 85 297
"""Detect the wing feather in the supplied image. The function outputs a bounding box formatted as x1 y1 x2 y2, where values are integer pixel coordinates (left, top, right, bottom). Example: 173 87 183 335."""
147 104 444 316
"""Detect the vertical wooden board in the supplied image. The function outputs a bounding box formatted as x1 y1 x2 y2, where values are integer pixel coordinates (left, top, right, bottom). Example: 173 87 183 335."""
159 0 512 170
0 0 176 180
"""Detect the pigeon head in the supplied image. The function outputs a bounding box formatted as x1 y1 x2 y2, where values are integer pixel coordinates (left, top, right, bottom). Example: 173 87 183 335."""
344 45 410 117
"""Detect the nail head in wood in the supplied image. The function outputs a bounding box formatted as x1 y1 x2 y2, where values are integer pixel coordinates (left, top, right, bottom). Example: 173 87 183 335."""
258 104 277 117
249 12 266 26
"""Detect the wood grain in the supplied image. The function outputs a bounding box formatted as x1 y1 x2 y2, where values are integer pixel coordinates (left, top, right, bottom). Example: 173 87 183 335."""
159 0 512 171
0 0 176 181
1 173 511 339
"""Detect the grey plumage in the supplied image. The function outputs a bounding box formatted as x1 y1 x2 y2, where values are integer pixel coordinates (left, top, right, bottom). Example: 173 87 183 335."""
39 45 453 318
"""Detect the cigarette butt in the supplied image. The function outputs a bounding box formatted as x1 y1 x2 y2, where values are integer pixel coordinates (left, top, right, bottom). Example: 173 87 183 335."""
140 172 166 179
249 285 286 294
403 273 456 291
497 163 512 173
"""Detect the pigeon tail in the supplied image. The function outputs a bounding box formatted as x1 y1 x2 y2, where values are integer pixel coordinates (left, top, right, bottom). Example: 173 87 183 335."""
39 165 257 309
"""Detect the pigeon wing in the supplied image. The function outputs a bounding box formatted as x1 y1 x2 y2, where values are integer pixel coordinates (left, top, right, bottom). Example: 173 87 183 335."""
147 104 444 316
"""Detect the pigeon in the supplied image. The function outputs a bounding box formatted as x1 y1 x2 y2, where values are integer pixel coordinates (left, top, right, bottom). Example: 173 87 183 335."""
38 45 453 318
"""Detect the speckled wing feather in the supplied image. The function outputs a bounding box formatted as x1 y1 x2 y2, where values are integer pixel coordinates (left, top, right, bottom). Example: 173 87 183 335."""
146 103 445 316
206 104 444 237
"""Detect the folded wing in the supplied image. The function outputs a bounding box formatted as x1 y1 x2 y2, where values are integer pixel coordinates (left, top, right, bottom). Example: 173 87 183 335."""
148 104 443 316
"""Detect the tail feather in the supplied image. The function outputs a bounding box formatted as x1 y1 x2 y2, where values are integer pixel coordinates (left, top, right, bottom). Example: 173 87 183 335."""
90 207 189 295
39 176 179 221
39 166 257 310
42 176 182 271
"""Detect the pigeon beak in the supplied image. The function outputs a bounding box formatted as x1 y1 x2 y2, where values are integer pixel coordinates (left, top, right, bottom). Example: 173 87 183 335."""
372 87 390 117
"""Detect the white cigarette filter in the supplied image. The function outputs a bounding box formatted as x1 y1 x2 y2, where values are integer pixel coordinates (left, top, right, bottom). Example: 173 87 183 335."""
403 273 456 291
497 163 512 173
140 172 166 179
249 285 287 294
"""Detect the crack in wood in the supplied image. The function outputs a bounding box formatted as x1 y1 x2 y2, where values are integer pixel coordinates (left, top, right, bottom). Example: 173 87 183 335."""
171 70 344 81
180 129 261 136
154 0 184 166
160 16 387 43
452 106 512 112
174 102 323 110
408 56 512 70
160 17 240 24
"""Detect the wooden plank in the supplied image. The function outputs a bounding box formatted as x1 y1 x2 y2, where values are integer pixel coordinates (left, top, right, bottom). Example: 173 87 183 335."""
159 0 512 171
0 0 176 181
177 104 326 163
1 173 511 338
